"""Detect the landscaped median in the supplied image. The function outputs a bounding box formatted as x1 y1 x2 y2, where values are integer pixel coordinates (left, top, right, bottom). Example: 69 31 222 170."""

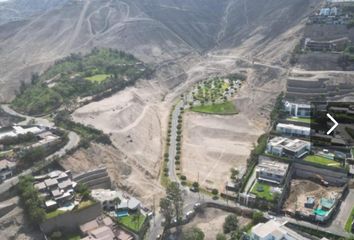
304 155 341 168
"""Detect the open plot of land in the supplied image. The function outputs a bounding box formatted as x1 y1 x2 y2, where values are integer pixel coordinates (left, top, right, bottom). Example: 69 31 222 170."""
182 208 252 240
181 112 262 191
283 179 343 216
304 155 341 168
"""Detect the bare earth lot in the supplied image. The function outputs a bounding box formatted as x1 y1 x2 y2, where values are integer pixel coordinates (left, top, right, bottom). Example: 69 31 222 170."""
182 111 263 191
183 208 252 240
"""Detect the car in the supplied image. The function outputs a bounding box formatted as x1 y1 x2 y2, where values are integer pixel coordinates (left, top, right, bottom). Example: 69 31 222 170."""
193 202 201 209
147 212 154 218
189 186 198 192
186 210 195 218
156 234 162 239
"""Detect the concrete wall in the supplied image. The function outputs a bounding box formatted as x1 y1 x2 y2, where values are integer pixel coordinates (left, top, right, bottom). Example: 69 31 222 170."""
40 202 102 234
73 168 111 190
293 162 348 186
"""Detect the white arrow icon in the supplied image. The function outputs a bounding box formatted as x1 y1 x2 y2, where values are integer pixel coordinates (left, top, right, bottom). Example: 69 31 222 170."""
326 113 338 135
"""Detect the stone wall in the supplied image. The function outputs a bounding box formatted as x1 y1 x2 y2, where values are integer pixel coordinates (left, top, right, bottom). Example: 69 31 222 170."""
40 202 102 234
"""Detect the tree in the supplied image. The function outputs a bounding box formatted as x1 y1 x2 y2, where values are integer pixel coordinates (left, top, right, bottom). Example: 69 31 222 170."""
159 198 173 226
252 211 264 224
76 183 91 200
216 233 227 240
166 182 184 221
192 181 199 189
212 188 218 195
223 214 239 234
182 227 205 240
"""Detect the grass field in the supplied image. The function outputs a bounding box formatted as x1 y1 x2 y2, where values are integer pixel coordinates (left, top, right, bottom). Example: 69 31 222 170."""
191 102 238 115
304 155 341 168
345 207 354 232
118 213 146 232
251 181 274 201
286 117 311 124
85 74 110 83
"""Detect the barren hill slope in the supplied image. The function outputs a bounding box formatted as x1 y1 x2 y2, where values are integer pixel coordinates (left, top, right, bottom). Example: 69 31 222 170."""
0 0 321 102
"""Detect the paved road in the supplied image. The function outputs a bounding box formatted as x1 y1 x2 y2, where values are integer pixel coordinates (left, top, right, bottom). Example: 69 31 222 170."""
0 105 80 194
1 104 54 127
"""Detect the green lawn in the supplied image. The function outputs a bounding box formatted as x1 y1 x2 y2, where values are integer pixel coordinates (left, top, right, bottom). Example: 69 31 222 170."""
46 209 65 219
118 213 146 232
286 117 311 124
191 102 238 115
250 182 274 201
304 155 341 168
345 207 354 232
85 74 110 83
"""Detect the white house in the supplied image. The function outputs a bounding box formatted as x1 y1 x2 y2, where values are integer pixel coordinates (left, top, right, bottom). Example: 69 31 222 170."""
267 137 311 158
284 102 311 118
276 123 311 137
251 220 310 240
256 159 289 185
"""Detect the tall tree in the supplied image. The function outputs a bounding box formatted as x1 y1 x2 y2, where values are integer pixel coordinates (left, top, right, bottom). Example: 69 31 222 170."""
159 198 173 226
223 214 239 234
182 227 204 240
166 182 184 221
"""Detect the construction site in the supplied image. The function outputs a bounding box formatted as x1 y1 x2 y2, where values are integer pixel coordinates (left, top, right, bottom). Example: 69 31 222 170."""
283 179 345 221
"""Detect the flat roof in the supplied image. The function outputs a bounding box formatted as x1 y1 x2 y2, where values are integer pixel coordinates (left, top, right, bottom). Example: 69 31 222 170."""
257 159 289 176
277 123 311 132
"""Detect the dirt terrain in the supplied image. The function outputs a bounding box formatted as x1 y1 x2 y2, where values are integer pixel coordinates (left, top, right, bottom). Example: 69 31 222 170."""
0 0 321 101
182 112 262 190
283 179 343 215
182 208 251 240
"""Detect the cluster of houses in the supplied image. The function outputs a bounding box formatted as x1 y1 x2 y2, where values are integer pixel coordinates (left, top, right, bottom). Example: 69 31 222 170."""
308 3 353 25
0 125 62 183
34 168 145 240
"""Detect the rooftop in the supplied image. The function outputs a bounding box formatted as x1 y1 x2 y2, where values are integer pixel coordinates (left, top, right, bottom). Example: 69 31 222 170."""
256 159 289 176
252 220 309 240
276 123 311 132
0 159 16 170
91 189 141 210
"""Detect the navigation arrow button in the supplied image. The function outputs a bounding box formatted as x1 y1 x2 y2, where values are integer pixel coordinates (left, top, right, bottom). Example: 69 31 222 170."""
326 113 338 135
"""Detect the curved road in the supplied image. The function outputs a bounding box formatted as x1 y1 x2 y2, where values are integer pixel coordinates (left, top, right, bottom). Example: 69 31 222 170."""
0 105 80 194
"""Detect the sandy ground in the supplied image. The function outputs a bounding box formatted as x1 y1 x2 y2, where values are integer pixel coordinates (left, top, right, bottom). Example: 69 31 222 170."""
182 112 263 191
69 54 286 203
183 208 252 240
60 143 165 206
283 179 343 215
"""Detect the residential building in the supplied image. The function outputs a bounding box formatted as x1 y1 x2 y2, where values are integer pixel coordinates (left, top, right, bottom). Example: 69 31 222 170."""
34 170 76 211
0 159 16 182
91 189 141 212
30 131 61 149
256 159 289 185
304 37 350 52
250 220 310 240
266 137 311 158
80 216 133 240
284 102 311 118
0 125 45 140
276 123 311 137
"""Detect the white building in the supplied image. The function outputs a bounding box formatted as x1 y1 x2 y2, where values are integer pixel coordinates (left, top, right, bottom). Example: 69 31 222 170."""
256 159 289 185
276 123 311 137
251 220 310 240
284 102 311 118
267 137 311 158
0 125 44 140
91 189 141 212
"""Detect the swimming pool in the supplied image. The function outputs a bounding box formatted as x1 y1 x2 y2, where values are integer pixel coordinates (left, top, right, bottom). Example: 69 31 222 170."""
116 210 129 218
